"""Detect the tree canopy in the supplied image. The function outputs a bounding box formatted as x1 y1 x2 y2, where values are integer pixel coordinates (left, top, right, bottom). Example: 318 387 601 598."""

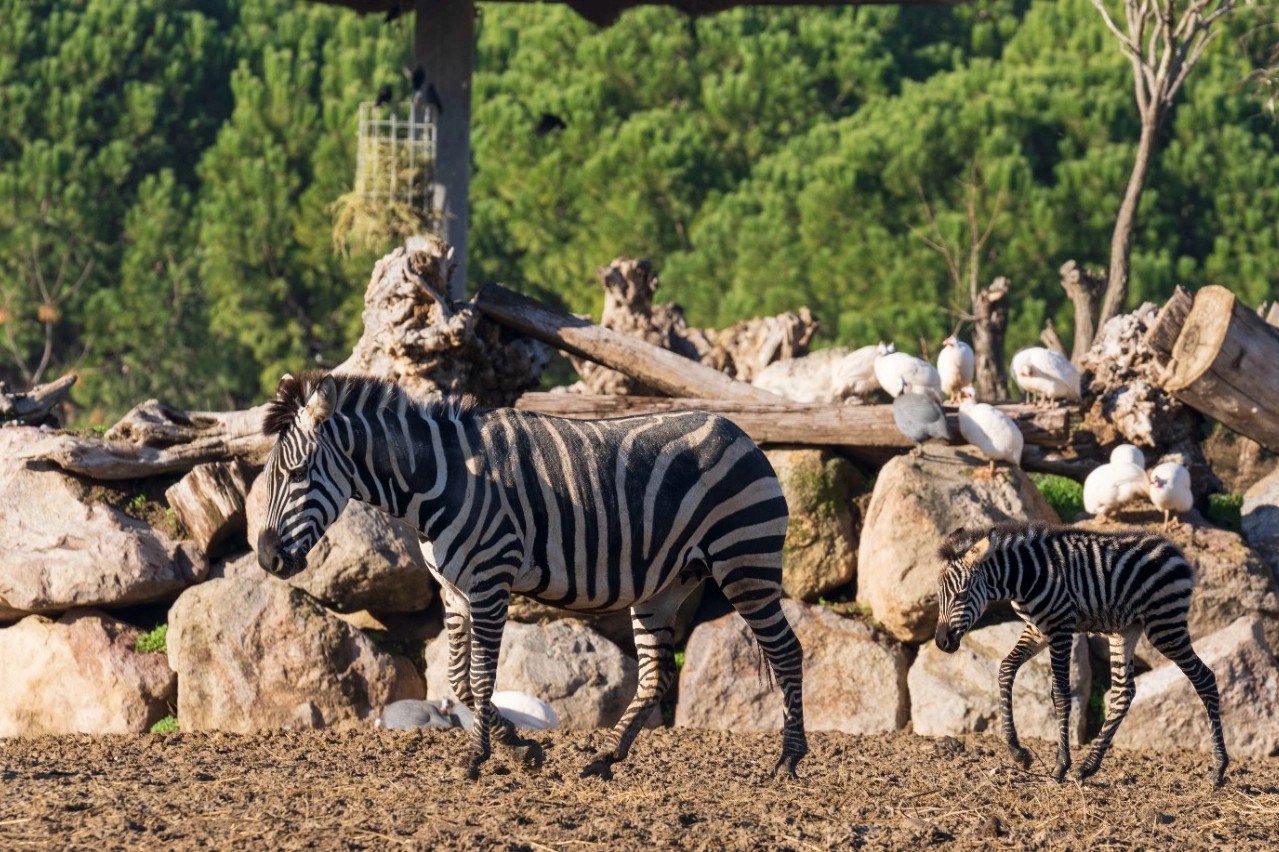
1 0 1275 421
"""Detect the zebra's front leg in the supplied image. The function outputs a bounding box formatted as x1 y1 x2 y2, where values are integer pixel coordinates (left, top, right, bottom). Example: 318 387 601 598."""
581 583 691 780
1047 632 1076 783
1078 626 1141 782
998 624 1047 770
462 585 527 780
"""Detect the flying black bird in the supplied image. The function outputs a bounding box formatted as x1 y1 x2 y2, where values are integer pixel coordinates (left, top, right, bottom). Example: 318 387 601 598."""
407 64 425 94
384 4 402 24
534 112 567 136
374 84 393 107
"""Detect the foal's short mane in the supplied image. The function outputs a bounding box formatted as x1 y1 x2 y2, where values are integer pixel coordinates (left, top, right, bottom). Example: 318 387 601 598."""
261 371 478 437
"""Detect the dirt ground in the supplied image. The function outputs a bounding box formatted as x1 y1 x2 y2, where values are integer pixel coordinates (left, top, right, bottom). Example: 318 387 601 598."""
2 728 1277 850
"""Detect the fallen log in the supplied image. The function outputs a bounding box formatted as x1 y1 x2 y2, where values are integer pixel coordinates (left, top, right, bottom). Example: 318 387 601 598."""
1149 285 1279 453
15 403 271 480
515 393 1070 449
0 374 76 425
475 282 783 403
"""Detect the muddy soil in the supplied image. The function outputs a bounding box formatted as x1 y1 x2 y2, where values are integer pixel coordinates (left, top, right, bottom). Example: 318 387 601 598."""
2 729 1276 850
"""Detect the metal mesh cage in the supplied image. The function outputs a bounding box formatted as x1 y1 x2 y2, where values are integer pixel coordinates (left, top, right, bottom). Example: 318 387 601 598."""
355 101 436 209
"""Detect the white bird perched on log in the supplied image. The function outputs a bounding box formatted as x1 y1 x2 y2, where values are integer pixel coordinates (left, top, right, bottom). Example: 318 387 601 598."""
957 386 1023 476
893 384 951 456
1011 347 1082 407
875 342 942 401
937 336 975 403
1083 459 1148 521
1148 461 1193 532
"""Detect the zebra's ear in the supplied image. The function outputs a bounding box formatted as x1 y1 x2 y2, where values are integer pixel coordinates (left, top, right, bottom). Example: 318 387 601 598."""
304 374 337 425
966 534 992 565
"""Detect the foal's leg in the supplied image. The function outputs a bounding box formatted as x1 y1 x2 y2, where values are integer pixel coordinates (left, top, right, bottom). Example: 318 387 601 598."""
998 623 1048 769
1145 623 1229 787
1077 626 1141 781
1047 632 1076 782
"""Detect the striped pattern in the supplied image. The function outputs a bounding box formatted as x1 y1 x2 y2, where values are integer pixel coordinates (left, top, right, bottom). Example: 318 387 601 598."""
257 372 807 779
935 522 1228 786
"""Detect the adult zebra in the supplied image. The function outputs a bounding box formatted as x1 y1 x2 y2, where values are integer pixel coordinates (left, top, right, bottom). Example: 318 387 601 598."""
935 522 1228 787
256 372 807 779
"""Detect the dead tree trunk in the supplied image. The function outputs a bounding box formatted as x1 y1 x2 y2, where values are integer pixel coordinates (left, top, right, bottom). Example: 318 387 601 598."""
1058 260 1105 363
0 373 76 426
971 276 1010 400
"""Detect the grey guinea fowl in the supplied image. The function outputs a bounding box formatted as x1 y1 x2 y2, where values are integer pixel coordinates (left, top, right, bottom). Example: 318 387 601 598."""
378 699 467 730
893 390 950 456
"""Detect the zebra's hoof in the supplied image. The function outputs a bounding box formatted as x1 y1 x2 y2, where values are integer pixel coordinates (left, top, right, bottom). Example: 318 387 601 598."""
1077 762 1099 782
1211 763 1227 788
580 758 614 781
1052 762 1070 783
771 752 803 780
465 761 482 782
1008 746 1032 769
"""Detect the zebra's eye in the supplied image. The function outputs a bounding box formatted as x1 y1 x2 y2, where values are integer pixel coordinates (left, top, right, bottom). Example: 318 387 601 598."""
288 465 308 483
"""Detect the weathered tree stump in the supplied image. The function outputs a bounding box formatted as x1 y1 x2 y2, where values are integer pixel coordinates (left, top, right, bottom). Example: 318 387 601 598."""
0 374 76 426
165 460 254 555
1150 285 1279 453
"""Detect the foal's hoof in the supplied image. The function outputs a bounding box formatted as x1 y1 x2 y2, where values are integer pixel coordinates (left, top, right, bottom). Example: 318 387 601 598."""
1008 745 1032 770
465 760 483 782
511 741 545 772
1077 761 1100 782
1052 762 1070 783
579 757 615 781
770 752 803 780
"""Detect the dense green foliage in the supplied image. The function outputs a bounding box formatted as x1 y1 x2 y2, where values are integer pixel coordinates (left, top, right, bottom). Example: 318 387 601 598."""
1030 472 1084 522
134 623 168 654
2 0 1275 421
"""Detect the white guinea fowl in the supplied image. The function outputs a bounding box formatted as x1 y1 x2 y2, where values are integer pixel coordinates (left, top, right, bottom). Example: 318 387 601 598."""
1083 461 1148 521
1148 461 1193 532
957 386 1023 475
937 337 975 403
875 344 942 401
1109 444 1146 469
1011 347 1082 406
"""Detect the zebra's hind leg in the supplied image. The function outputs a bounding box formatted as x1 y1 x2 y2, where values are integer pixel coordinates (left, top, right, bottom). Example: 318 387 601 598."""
998 624 1047 770
580 578 698 780
717 562 806 778
1077 626 1141 782
1145 623 1229 787
1047 632 1076 783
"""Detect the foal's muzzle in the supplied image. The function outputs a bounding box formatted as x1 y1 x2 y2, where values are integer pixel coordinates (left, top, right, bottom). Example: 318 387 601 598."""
935 623 961 654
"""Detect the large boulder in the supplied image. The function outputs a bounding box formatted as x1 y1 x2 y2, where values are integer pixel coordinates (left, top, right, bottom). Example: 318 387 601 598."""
167 575 404 731
245 474 435 614
0 609 175 736
1242 464 1279 580
423 619 637 730
0 428 208 622
1114 617 1279 759
856 446 1058 642
675 599 909 734
908 620 1092 746
765 448 863 602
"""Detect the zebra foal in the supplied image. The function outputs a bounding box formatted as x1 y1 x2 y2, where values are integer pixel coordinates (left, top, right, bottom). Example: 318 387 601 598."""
934 522 1228 786
255 372 807 779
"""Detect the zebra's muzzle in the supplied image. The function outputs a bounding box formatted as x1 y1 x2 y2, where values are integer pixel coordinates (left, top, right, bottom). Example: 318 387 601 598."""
257 528 308 578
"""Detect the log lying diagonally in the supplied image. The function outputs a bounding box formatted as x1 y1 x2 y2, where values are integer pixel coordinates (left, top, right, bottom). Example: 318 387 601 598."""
0 374 77 425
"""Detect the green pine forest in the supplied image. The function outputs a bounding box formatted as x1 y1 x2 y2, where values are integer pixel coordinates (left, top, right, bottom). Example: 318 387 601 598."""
2 0 1276 423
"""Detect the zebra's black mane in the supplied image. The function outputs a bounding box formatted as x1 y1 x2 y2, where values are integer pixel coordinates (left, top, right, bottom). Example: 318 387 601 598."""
938 521 1069 563
262 371 478 437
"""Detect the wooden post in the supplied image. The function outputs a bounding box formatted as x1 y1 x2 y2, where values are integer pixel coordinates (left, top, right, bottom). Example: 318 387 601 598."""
414 0 474 300
1160 285 1279 452
475 282 785 403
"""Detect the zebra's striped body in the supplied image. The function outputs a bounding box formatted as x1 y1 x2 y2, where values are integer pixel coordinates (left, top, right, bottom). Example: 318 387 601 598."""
935 522 1227 786
257 372 807 778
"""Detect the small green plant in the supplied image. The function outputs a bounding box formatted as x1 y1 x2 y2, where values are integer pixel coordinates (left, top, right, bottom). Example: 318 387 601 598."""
1031 473 1084 522
149 715 179 734
126 493 149 513
674 651 686 669
135 624 168 654
1206 493 1243 533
